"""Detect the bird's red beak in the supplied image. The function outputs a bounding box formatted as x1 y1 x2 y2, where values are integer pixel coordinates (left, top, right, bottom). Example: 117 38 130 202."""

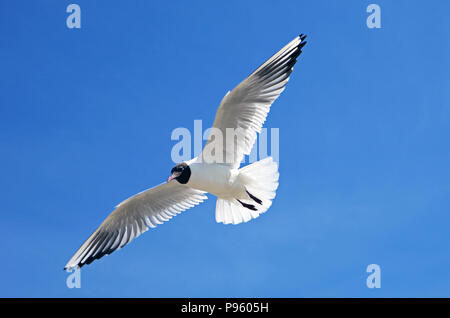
167 174 177 183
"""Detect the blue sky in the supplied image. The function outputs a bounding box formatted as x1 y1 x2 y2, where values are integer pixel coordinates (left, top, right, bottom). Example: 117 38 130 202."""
0 0 449 297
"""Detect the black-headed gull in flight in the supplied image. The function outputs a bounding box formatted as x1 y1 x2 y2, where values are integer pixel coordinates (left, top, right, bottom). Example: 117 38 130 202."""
65 34 307 270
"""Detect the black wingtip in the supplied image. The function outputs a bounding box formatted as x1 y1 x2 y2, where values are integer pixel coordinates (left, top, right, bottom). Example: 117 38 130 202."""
300 34 307 41
246 190 262 205
64 262 85 271
237 199 257 211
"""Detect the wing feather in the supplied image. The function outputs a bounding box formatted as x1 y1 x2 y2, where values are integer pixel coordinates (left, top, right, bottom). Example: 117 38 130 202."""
201 35 307 167
64 181 207 269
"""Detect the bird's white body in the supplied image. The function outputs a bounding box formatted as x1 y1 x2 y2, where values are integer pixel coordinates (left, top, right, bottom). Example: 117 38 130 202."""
186 159 242 199
187 155 279 225
65 34 307 270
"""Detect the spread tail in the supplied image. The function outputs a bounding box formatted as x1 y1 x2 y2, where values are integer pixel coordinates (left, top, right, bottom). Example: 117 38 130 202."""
215 157 279 225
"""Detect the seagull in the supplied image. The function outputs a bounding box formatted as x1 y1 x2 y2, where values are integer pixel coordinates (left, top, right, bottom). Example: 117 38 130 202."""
65 34 307 270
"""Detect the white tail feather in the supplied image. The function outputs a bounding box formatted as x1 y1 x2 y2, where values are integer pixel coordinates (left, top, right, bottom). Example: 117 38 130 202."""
215 157 279 225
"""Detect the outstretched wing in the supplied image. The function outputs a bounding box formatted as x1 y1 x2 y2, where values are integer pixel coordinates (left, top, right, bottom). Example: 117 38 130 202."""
200 34 307 168
64 181 207 270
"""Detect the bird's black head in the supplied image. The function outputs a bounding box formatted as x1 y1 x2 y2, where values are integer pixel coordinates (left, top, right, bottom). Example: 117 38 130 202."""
167 162 191 184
